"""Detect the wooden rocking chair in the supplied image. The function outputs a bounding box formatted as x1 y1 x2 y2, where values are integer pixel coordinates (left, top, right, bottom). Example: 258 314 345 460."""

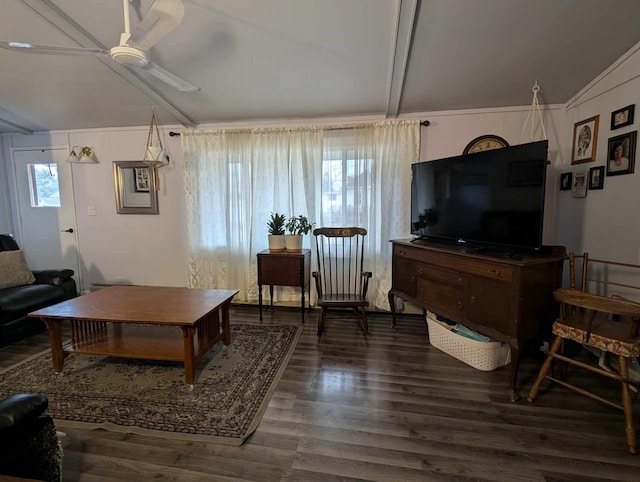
312 227 372 337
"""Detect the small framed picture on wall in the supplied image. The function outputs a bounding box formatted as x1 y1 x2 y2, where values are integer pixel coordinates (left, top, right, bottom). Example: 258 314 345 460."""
559 172 573 191
571 115 599 164
610 104 634 130
572 171 588 198
588 166 604 190
606 131 637 176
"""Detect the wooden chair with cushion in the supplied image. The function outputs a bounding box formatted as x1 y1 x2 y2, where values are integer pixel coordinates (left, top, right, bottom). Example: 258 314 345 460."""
527 252 640 454
312 227 372 337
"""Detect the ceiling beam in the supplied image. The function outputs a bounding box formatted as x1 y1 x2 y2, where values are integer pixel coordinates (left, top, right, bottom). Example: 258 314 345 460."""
19 0 197 128
386 0 419 117
0 116 33 135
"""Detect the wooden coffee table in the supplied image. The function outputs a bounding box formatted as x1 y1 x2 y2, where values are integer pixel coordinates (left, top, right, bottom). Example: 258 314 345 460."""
29 285 239 385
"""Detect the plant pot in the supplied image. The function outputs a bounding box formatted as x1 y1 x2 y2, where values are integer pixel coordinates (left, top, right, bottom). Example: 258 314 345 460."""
285 235 302 252
268 235 286 252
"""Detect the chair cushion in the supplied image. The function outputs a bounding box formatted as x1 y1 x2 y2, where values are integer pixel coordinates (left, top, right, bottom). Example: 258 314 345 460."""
553 314 640 357
0 250 35 289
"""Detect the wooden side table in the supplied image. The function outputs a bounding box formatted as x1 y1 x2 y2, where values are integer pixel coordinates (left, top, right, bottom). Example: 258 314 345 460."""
257 249 311 323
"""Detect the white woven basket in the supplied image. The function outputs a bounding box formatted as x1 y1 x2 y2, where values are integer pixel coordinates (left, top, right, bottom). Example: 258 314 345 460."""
426 311 511 371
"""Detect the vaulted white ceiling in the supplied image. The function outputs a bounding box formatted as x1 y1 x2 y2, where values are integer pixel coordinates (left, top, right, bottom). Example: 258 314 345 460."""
1 0 640 134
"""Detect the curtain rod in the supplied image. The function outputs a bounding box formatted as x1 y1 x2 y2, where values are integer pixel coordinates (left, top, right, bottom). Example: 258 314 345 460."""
168 120 430 137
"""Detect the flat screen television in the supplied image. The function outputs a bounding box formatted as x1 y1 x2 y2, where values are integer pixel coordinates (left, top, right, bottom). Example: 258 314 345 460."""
410 140 548 251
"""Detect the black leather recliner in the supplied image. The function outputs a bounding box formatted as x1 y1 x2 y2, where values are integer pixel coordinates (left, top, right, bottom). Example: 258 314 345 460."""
0 233 77 347
0 393 62 481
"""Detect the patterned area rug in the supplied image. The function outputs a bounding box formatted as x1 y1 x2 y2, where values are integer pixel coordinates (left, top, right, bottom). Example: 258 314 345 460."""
0 323 300 445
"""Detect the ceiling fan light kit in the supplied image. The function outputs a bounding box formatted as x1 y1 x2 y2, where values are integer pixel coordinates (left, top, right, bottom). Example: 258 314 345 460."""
0 0 199 93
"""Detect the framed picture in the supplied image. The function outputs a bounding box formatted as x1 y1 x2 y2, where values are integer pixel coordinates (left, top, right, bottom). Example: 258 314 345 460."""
610 104 635 130
572 171 588 198
134 167 150 192
606 131 637 177
571 115 599 164
588 166 604 190
559 172 573 191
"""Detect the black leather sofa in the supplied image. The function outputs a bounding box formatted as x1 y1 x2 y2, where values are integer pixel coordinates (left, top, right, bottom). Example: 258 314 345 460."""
0 393 62 481
0 234 77 347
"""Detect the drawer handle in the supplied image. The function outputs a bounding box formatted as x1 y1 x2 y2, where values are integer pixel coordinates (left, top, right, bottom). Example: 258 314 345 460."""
419 288 424 294
399 250 406 256
456 301 463 309
488 269 500 276
456 277 463 285
418 267 425 275
470 296 476 304
410 276 416 281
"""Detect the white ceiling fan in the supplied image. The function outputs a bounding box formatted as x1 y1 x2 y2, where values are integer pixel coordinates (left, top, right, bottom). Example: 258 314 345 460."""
0 0 199 92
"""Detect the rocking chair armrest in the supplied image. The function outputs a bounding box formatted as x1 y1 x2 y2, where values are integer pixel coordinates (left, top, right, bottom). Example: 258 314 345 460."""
312 271 322 297
361 271 372 297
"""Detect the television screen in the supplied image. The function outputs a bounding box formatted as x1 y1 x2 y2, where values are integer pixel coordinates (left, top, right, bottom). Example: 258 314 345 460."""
410 140 548 250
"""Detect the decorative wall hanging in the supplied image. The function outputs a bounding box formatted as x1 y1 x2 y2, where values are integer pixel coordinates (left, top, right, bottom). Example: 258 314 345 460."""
571 171 588 197
606 131 637 176
560 172 573 191
571 115 599 164
610 104 635 130
143 107 169 169
588 166 604 190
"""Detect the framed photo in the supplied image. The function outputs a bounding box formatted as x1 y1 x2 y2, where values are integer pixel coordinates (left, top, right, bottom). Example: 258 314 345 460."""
559 172 573 191
134 167 150 192
588 166 604 190
571 115 599 164
610 104 634 130
572 171 588 198
606 131 637 177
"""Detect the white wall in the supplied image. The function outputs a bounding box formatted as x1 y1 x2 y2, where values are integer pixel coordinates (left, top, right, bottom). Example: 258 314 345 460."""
2 128 188 292
0 136 13 233
558 44 640 263
0 106 569 292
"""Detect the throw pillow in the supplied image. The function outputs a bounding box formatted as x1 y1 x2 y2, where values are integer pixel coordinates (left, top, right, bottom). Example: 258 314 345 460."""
0 250 36 289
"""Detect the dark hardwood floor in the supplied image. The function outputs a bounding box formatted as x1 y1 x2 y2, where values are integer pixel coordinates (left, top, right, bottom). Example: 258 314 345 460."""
1 305 639 481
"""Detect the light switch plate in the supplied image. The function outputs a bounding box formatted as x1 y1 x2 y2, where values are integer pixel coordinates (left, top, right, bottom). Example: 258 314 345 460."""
88 206 97 216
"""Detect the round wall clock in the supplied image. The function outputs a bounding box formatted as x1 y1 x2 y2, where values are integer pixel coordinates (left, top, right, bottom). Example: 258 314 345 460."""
463 135 509 155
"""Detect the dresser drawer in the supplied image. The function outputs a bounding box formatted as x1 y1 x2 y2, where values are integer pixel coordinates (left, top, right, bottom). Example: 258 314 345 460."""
417 264 467 290
447 258 514 283
392 256 417 297
416 278 466 321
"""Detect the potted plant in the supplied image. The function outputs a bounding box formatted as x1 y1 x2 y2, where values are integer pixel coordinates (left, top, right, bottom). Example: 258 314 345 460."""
267 212 286 252
285 215 314 252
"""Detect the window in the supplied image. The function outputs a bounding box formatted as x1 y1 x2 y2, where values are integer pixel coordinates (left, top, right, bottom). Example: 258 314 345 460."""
28 163 60 207
321 148 372 226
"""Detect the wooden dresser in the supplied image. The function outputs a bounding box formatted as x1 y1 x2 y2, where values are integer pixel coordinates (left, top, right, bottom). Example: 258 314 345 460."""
388 239 566 400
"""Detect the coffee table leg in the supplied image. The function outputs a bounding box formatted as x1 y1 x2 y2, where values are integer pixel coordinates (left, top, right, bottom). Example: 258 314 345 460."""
181 326 196 386
222 301 231 346
44 318 64 373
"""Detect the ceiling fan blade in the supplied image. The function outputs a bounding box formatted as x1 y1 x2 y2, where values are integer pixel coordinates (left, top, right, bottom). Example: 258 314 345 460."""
143 62 199 92
128 0 184 51
0 40 107 55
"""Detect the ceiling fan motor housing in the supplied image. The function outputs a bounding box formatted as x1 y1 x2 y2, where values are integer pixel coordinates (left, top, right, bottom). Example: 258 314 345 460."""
110 45 149 67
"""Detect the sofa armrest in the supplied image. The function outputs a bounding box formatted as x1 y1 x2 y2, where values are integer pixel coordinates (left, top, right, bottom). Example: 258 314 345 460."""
33 269 74 286
0 393 48 436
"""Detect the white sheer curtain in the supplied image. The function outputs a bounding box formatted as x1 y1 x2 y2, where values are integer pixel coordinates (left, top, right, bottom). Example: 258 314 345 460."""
182 120 419 309
320 120 419 309
182 128 322 302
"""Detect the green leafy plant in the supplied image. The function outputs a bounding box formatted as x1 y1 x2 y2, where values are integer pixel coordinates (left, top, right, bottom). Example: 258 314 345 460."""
267 212 286 235
286 215 314 235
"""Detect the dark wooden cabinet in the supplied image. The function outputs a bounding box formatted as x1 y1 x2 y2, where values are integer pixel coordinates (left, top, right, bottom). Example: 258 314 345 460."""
257 249 311 323
388 239 566 400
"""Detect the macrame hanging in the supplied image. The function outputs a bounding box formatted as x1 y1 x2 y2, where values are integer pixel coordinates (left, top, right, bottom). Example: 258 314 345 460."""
143 107 169 169
519 81 548 143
